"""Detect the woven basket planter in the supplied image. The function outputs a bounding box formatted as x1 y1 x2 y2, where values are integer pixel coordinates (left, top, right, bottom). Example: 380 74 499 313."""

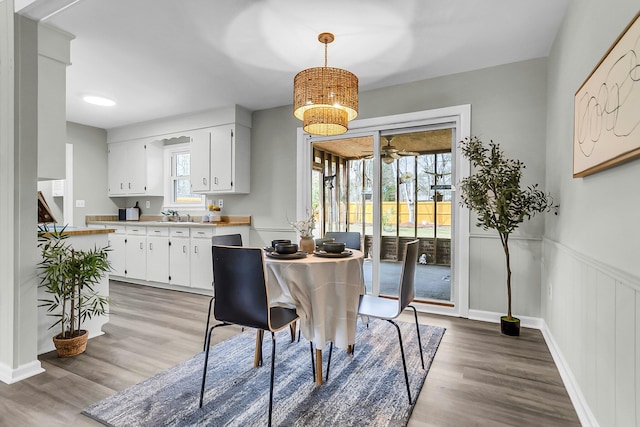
53 330 88 357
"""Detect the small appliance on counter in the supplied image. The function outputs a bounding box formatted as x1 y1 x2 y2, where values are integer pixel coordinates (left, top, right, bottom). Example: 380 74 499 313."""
118 207 140 221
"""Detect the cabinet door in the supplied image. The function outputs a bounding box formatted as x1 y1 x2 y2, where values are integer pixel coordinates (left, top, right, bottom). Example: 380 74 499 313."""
108 234 126 276
125 235 147 280
210 126 233 192
169 237 190 287
127 140 147 194
147 236 169 283
190 238 213 290
190 130 211 193
108 142 128 195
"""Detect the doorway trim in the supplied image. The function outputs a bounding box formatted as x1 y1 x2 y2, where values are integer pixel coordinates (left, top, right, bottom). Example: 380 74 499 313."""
297 104 471 317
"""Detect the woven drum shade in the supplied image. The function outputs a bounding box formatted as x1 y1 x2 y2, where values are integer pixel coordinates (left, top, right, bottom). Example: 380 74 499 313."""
294 66 358 136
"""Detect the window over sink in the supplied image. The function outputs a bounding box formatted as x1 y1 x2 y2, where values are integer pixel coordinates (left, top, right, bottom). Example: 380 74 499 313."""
164 143 204 209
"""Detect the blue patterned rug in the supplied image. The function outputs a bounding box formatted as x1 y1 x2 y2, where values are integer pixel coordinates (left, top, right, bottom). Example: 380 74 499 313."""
83 319 444 426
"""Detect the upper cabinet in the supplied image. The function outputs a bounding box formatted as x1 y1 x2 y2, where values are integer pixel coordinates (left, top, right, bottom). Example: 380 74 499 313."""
191 124 250 194
37 24 74 180
107 105 251 196
108 139 163 196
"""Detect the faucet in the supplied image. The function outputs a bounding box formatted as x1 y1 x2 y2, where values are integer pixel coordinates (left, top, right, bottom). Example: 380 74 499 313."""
186 213 191 222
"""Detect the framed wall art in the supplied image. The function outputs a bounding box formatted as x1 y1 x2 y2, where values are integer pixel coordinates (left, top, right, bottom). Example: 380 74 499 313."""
573 11 640 178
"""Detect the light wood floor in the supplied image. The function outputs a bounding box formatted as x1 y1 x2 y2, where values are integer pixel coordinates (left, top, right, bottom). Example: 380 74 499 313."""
0 281 580 426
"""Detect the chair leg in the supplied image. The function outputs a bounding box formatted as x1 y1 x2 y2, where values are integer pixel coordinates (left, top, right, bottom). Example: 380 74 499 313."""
325 342 333 382
199 323 227 408
387 319 412 404
309 342 315 380
408 305 424 369
269 332 276 427
203 297 214 351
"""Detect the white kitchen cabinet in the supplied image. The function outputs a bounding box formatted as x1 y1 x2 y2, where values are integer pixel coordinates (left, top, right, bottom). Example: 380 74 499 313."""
191 123 251 195
189 130 212 193
190 228 214 291
108 138 164 196
146 227 169 283
124 226 147 280
169 228 190 287
108 233 126 277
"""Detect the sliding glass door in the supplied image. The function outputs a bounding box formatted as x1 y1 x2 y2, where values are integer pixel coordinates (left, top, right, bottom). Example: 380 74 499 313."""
309 127 454 304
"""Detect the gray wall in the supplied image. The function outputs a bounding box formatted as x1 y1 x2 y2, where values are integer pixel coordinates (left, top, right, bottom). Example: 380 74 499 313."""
543 1 640 426
242 57 550 317
68 122 119 224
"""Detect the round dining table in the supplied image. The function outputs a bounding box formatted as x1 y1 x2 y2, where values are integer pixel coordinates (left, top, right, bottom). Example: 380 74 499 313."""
263 248 365 384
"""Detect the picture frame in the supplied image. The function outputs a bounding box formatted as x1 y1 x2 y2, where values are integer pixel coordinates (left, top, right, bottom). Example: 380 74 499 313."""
573 11 640 178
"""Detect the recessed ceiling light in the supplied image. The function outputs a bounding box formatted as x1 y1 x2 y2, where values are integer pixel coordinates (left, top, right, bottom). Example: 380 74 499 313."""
83 95 116 107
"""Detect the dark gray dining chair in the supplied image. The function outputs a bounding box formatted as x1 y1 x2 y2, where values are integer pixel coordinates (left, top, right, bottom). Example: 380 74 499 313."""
203 234 243 350
325 231 361 250
357 239 423 402
199 245 312 427
325 239 423 402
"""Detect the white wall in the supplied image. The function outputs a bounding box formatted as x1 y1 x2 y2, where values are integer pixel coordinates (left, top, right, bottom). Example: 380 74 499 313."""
543 1 640 426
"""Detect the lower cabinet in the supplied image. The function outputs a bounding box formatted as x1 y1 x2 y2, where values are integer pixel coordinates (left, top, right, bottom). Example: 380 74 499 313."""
146 227 169 283
190 228 214 291
169 227 191 287
107 223 249 293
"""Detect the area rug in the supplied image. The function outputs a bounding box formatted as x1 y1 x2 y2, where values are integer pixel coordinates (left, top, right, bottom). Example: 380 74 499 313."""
83 319 445 426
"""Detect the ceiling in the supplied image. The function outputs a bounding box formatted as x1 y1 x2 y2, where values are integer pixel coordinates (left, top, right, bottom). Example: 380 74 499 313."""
19 0 570 131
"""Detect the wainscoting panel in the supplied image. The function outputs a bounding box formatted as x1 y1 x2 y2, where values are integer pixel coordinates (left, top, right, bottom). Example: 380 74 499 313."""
543 239 639 427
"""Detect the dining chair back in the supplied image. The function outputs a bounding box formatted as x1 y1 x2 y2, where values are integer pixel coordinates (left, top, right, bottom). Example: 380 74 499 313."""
211 233 243 246
324 231 361 250
199 245 306 427
203 234 244 349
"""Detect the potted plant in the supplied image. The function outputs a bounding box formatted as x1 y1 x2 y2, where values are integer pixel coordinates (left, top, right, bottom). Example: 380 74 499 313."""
38 225 111 357
459 136 554 336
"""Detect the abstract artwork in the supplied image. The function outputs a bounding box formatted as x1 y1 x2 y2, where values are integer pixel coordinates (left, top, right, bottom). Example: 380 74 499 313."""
574 12 640 177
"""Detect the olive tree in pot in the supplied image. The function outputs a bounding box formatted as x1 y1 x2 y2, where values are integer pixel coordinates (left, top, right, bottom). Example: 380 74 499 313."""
459 137 554 336
38 225 111 357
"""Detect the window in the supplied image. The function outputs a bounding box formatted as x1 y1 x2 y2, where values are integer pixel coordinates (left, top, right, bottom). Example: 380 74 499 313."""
164 143 204 208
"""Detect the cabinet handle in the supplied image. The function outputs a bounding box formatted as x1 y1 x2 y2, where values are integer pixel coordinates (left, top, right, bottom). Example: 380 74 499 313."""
203 178 207 185
128 182 132 189
140 242 143 250
214 177 219 185
149 242 153 250
183 245 187 253
194 246 199 254
120 183 123 189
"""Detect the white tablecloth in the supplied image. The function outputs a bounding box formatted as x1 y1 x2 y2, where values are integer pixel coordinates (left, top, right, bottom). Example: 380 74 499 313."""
265 250 365 349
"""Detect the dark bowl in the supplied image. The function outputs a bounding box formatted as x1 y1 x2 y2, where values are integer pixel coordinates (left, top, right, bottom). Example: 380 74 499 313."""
271 239 291 249
315 237 335 249
275 243 298 254
323 242 346 253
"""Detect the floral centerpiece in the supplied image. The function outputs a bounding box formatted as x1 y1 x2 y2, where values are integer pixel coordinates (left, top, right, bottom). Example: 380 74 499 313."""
289 210 316 252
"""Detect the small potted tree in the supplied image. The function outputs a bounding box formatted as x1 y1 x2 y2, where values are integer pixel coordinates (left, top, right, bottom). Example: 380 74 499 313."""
459 137 553 336
38 225 111 356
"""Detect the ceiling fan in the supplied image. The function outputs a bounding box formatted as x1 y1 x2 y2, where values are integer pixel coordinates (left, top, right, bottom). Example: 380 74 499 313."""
364 136 419 163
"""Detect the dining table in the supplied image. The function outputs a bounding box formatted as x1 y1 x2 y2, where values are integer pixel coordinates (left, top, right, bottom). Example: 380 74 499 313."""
260 248 365 385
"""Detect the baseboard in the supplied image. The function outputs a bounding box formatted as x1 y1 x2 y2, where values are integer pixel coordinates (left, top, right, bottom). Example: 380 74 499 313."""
540 320 599 427
467 309 543 329
0 360 44 384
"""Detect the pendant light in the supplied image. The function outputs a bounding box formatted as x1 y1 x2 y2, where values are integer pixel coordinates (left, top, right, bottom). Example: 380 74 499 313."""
293 32 358 136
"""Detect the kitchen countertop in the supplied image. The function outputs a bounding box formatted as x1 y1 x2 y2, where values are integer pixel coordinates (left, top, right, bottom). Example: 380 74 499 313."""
85 215 251 228
38 224 115 236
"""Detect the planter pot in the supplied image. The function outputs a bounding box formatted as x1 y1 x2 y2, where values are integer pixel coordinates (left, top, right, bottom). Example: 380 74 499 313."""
500 316 520 336
53 330 88 357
